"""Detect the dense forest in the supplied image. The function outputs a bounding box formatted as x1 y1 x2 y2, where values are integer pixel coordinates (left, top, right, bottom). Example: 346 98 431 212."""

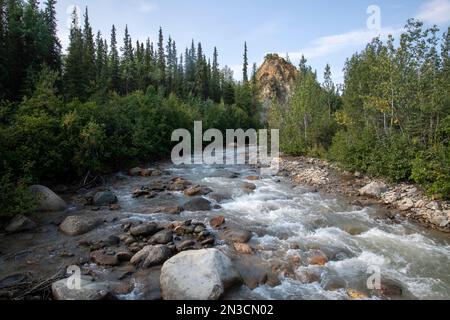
0 1 449 221
269 19 450 200
0 0 261 218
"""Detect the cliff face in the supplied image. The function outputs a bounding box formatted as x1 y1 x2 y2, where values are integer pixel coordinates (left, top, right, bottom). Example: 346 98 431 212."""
256 54 299 119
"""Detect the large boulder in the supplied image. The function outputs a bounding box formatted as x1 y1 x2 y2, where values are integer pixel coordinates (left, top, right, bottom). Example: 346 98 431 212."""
52 276 112 300
4 215 37 233
131 245 172 268
93 191 117 206
59 215 102 236
182 197 212 212
359 182 388 198
160 249 240 300
29 185 67 212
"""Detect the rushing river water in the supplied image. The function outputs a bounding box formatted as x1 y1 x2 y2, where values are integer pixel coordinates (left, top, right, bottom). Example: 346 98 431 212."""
1 148 450 300
108 144 450 300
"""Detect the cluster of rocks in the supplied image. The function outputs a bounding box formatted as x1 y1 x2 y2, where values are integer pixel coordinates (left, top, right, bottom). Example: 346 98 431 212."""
279 159 330 187
279 157 450 232
128 167 162 177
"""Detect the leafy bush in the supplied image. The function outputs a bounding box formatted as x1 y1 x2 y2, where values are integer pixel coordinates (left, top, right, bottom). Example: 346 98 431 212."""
411 145 450 199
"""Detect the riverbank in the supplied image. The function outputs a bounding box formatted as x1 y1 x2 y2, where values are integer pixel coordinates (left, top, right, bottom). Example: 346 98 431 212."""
278 156 450 234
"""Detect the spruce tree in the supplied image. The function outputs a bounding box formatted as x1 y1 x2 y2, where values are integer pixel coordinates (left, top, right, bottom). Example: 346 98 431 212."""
211 47 220 102
43 0 61 72
157 27 165 87
243 42 248 83
64 7 85 100
109 24 120 93
0 0 7 98
6 0 25 100
82 7 96 96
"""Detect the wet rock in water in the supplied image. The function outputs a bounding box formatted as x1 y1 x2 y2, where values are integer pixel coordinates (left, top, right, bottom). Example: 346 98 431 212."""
106 235 121 246
112 282 134 295
245 176 260 181
4 215 37 233
241 182 257 193
52 276 112 300
174 225 195 236
210 216 225 229
177 240 196 251
129 167 143 176
221 229 252 243
208 192 232 203
130 245 172 268
222 171 239 179
130 223 159 237
233 243 253 254
397 198 414 211
347 289 369 300
308 255 328 266
359 182 387 198
378 280 404 299
182 197 212 212
150 229 173 244
59 216 102 236
321 277 347 291
169 178 192 191
29 185 67 212
156 206 182 215
91 250 119 266
93 191 118 206
184 185 213 197
116 251 133 262
232 255 273 289
194 225 205 234
160 249 240 300
109 204 121 211
132 187 153 198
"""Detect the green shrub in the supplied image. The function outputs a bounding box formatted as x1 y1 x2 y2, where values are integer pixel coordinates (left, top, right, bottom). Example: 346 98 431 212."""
411 145 450 199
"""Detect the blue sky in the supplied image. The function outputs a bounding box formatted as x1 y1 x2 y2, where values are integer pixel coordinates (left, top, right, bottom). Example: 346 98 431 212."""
54 0 450 84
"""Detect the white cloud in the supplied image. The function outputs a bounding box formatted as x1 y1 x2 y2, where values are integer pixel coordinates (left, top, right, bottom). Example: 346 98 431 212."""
139 2 158 13
416 0 450 24
287 26 402 61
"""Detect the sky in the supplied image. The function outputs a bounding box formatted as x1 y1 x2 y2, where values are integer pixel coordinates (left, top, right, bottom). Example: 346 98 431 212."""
53 0 450 84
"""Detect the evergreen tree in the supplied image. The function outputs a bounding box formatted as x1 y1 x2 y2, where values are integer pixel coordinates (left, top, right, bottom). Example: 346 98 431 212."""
64 7 84 100
243 41 248 83
121 25 135 94
211 47 220 102
0 0 7 99
109 24 120 93
43 0 61 72
82 7 96 96
157 27 165 87
6 0 25 100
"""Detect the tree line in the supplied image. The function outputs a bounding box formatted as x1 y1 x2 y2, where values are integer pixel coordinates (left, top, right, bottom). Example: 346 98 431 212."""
269 19 449 199
0 0 261 219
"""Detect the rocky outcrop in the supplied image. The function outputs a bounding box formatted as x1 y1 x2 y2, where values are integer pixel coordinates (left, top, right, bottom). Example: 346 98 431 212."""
256 54 299 120
29 185 67 212
160 249 240 300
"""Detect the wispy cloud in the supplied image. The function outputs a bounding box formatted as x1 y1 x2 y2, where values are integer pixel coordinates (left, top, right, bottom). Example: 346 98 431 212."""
288 26 402 61
416 0 450 24
138 2 158 13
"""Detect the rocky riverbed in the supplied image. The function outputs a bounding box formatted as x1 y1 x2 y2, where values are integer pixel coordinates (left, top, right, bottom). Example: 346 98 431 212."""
278 156 450 233
1 154 450 300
